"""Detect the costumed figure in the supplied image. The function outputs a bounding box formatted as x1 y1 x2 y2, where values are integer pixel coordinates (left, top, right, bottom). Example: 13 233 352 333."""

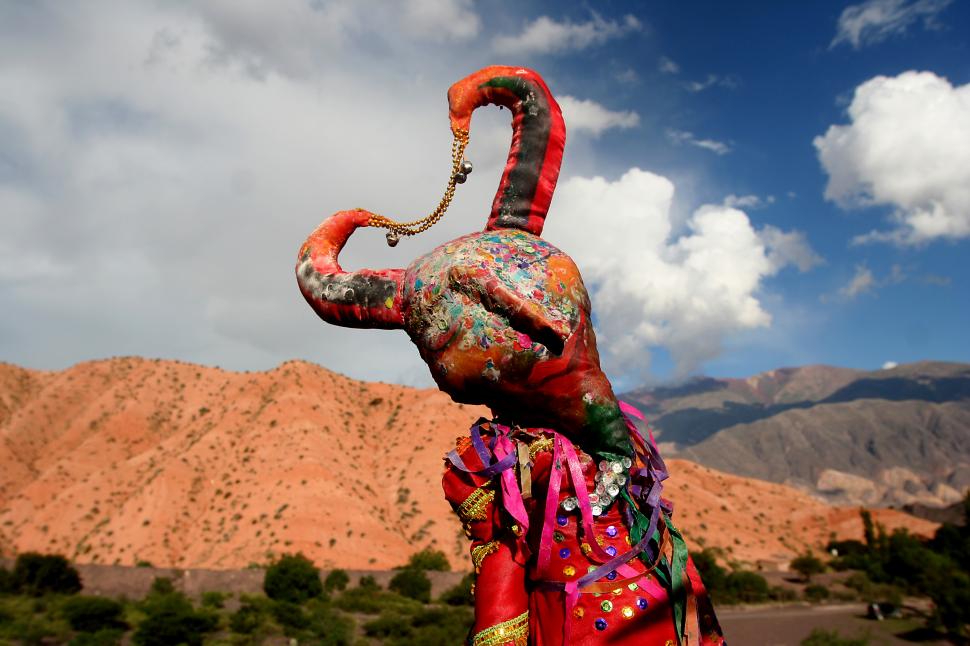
296 65 725 645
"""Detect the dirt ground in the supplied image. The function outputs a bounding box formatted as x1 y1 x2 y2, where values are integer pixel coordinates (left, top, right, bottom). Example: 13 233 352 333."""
718 603 949 646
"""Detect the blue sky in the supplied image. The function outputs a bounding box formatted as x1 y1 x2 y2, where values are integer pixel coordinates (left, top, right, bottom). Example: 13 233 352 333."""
0 0 968 388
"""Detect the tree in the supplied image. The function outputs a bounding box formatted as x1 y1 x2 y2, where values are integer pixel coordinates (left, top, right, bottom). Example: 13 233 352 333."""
405 548 451 572
61 596 127 633
263 553 324 603
12 553 81 596
790 553 825 582
389 568 431 603
324 569 350 592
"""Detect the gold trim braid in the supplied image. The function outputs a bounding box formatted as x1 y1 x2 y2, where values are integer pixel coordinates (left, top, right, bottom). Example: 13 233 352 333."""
472 611 529 646
471 540 501 570
457 485 495 523
528 436 553 460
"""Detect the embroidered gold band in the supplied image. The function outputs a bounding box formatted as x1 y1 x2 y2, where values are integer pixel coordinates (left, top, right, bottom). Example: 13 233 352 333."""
457 485 495 523
471 540 501 570
528 436 553 460
471 611 529 646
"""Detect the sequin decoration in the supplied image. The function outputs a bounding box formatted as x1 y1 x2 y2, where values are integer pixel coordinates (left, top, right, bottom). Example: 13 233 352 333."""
605 525 618 538
605 546 617 556
637 597 649 610
606 571 617 580
559 548 570 559
563 565 576 577
556 515 568 526
573 607 585 619
628 583 639 591
580 543 592 555
553 531 565 543
594 618 607 631
621 606 635 619
600 600 614 612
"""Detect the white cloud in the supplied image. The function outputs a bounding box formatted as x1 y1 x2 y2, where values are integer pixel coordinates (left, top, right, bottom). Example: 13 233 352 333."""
882 360 899 369
493 13 641 55
667 128 731 155
683 74 739 93
759 225 823 273
0 0 503 384
839 265 877 299
658 56 679 75
723 194 775 209
831 0 953 49
542 169 816 380
557 96 639 137
814 71 970 245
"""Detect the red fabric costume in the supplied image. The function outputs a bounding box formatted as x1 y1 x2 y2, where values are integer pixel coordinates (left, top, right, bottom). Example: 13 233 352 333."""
296 65 726 644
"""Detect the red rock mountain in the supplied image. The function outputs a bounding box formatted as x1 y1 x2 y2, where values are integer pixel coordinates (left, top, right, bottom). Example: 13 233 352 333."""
0 358 936 571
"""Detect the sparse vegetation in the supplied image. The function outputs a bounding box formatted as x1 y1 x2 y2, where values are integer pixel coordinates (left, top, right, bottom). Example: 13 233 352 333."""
323 568 350 592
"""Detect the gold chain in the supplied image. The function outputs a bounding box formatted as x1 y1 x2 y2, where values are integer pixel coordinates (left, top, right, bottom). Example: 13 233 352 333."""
367 129 469 239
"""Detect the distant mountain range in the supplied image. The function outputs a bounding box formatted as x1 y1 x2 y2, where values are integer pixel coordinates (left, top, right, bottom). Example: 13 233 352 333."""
623 361 970 508
0 357 936 571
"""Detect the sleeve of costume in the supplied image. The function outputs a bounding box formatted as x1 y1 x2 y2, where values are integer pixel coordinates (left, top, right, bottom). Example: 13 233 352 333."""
443 437 529 646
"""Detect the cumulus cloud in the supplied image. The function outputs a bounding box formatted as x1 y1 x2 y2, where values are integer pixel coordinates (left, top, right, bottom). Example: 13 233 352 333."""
0 0 507 384
831 0 953 49
667 129 731 155
542 169 816 380
557 96 639 137
814 71 970 245
493 13 641 55
882 360 898 369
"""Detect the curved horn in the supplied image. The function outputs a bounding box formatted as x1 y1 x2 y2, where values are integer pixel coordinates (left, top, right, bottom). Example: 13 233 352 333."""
296 209 405 329
448 65 566 237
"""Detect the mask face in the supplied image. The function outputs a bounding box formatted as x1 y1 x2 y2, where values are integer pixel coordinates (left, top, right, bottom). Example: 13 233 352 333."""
296 66 632 457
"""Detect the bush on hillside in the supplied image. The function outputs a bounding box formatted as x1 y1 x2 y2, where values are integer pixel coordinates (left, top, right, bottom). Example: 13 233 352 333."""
324 569 350 592
439 573 475 606
229 602 264 635
404 548 450 572
12 553 82 596
804 584 830 602
60 596 126 633
305 603 356 646
358 575 381 591
68 628 125 646
134 586 217 646
389 568 431 603
263 553 323 603
722 571 770 604
790 552 825 581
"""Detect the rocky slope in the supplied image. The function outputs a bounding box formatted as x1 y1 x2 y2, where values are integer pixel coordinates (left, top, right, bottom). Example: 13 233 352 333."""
0 358 937 571
625 362 970 507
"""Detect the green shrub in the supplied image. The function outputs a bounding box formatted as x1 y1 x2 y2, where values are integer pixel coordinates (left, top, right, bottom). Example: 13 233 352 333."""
306 603 355 645
229 602 264 635
148 577 175 596
0 567 13 594
405 548 450 572
12 553 82 596
263 554 323 603
200 590 226 608
334 587 420 615
804 584 830 602
363 612 412 639
68 628 124 646
272 600 310 632
800 628 869 645
691 549 727 593
60 596 126 632
439 573 475 606
133 590 218 646
389 568 431 603
324 569 350 592
358 575 380 591
722 570 769 603
791 553 826 581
